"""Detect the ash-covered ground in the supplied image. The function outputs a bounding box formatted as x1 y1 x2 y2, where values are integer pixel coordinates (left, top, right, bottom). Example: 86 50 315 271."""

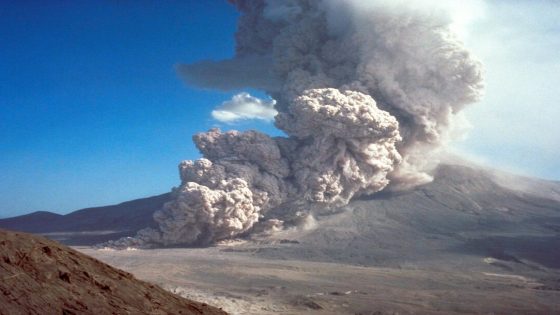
76 163 560 315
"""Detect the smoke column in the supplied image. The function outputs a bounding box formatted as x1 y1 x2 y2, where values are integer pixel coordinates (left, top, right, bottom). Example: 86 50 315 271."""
108 0 483 247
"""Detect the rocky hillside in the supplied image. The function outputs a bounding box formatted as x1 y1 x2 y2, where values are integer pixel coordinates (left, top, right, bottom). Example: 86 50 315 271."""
0 229 226 315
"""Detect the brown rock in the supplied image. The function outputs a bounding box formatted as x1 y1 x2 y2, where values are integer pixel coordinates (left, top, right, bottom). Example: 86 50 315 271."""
0 229 227 315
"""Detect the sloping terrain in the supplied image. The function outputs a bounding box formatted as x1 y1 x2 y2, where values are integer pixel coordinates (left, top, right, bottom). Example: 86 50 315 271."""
79 163 560 314
0 229 226 315
251 164 560 268
0 193 171 245
2 163 560 313
1 163 559 267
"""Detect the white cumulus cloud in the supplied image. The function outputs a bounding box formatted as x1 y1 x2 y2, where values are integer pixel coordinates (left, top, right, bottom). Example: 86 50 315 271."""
212 92 277 123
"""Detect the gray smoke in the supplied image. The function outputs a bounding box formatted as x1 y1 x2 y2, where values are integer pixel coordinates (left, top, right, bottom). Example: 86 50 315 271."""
106 0 483 248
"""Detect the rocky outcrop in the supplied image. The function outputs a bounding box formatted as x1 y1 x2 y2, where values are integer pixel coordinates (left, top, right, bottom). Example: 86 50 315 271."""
0 229 227 315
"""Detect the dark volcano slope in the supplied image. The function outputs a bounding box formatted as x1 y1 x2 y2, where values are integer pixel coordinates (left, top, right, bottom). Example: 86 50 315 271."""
0 193 171 245
0 229 227 315
1 163 559 263
251 164 560 269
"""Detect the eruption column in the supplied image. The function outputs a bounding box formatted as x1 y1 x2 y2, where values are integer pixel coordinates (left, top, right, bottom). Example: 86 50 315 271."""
107 0 483 247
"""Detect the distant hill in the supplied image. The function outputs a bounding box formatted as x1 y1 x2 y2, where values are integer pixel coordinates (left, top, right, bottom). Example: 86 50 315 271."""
0 229 226 315
0 193 171 245
1 162 559 267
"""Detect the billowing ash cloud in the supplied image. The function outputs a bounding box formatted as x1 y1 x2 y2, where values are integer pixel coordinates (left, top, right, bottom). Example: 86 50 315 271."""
212 92 277 123
106 0 483 248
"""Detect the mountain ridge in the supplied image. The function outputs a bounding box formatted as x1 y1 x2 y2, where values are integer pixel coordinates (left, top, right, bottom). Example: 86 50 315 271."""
0 193 171 245
1 162 559 251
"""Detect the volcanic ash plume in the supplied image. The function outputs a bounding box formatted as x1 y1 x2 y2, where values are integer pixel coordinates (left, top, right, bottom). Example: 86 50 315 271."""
276 89 401 205
108 0 483 247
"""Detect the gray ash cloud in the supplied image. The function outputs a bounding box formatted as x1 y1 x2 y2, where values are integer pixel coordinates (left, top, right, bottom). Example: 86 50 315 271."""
106 0 483 247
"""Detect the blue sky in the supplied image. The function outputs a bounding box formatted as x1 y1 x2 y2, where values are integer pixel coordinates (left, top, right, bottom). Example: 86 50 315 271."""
1 1 558 217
